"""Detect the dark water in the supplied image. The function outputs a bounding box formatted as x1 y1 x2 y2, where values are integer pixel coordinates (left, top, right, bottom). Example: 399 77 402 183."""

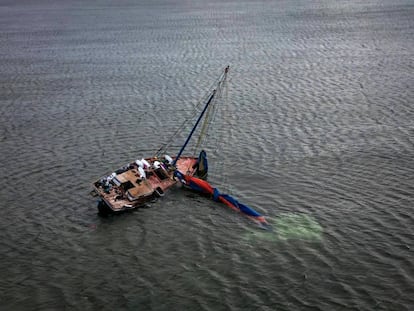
1 0 413 310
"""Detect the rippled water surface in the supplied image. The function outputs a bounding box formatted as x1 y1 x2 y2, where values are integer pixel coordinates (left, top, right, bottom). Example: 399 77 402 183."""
1 0 413 310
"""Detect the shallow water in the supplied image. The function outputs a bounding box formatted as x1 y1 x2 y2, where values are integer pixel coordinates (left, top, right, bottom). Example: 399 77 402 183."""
1 0 413 310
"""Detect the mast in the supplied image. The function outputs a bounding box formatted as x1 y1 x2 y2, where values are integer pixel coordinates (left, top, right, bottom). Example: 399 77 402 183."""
172 66 229 166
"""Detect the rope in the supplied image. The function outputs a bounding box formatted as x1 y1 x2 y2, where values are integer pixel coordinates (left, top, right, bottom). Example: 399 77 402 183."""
196 69 228 151
153 67 228 158
183 73 228 173
210 75 231 193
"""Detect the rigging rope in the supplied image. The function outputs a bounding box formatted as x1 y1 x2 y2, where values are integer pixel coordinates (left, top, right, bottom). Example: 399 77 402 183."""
199 70 228 150
154 67 229 159
210 74 232 194
185 70 229 172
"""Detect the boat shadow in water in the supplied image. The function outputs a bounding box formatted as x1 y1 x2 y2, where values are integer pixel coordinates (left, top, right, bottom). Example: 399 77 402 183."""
97 199 157 217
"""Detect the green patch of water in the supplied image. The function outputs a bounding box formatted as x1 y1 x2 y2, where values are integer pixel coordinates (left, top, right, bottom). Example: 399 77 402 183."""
245 213 323 243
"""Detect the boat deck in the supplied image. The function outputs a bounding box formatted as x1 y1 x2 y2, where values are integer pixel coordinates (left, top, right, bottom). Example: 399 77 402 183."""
94 156 198 212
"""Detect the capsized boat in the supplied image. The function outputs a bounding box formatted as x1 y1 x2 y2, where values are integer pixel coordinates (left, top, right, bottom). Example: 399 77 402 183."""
92 66 229 215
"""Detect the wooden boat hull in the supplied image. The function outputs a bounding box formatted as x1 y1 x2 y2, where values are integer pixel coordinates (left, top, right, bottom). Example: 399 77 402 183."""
93 156 198 215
